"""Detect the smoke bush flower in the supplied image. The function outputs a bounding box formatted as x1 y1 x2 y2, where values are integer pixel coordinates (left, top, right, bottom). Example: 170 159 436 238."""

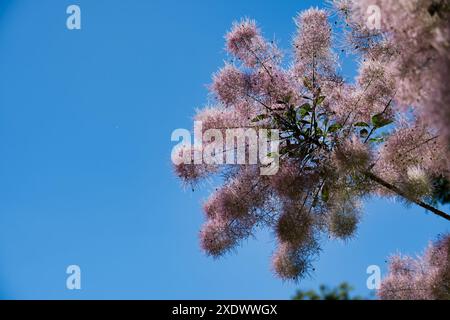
226 19 266 68
326 192 361 240
202 168 267 221
334 0 450 146
269 160 319 201
294 8 335 79
379 234 450 300
272 241 318 281
173 145 217 184
194 106 244 133
401 166 433 200
276 202 316 247
199 219 236 257
333 135 372 174
374 119 449 190
173 3 450 283
356 60 396 121
211 64 251 106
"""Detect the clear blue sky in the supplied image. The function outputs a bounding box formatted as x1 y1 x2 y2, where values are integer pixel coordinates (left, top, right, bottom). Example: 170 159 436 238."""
0 0 448 299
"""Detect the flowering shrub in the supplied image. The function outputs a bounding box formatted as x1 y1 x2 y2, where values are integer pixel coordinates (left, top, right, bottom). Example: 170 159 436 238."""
380 234 450 300
174 1 450 282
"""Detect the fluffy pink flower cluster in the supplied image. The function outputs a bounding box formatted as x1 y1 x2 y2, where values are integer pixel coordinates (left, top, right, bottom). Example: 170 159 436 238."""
173 145 218 184
174 4 450 282
200 167 274 256
225 19 269 68
374 119 449 198
294 8 335 79
333 135 372 173
379 234 450 300
335 0 450 145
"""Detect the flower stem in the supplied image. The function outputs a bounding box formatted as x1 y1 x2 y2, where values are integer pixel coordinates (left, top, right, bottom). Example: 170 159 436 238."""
364 171 450 222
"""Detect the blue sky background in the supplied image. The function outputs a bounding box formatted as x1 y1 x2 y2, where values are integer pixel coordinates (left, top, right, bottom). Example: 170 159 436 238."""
0 0 448 299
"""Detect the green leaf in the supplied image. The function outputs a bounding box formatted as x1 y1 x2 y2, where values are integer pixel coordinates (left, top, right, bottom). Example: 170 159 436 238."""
353 122 370 127
315 127 324 136
369 137 385 143
251 114 269 122
285 108 297 122
372 113 394 128
297 103 312 118
315 96 326 105
299 103 312 111
328 123 343 133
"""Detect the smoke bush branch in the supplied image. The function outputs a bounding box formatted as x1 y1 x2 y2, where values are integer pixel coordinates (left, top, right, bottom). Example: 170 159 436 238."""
364 171 450 221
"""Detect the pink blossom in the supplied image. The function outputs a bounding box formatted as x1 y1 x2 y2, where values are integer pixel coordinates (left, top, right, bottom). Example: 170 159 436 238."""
293 8 335 81
199 219 236 257
337 0 450 150
173 145 217 184
269 160 319 200
375 119 449 190
202 168 266 221
276 201 316 248
174 3 450 283
225 19 269 68
379 234 450 300
333 135 372 174
211 64 251 105
272 240 318 281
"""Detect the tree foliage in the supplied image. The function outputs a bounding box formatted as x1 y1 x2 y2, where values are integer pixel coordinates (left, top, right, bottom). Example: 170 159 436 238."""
293 282 364 300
